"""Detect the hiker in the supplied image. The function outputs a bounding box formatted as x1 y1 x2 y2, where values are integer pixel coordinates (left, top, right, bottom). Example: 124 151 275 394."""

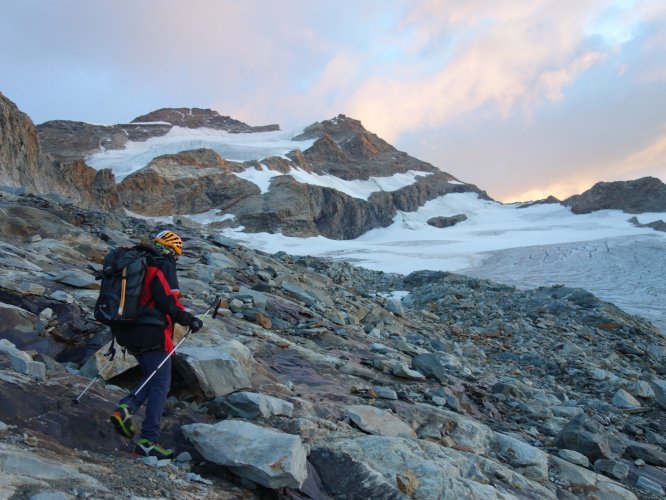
109 230 203 459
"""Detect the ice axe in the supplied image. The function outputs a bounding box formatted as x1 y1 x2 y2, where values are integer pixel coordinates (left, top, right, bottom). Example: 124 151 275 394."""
129 296 222 399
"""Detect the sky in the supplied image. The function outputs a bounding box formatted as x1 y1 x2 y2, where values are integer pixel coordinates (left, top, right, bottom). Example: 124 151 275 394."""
2 0 666 202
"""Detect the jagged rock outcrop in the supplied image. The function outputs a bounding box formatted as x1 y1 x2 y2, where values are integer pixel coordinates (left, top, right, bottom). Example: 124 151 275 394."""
0 91 42 191
291 114 438 180
563 176 666 214
0 93 121 212
118 148 259 216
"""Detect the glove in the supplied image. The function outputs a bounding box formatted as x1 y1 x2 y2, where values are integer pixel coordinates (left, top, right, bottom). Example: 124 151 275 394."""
189 316 204 333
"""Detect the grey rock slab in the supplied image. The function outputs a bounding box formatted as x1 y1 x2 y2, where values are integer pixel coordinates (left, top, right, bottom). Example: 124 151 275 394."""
9 355 46 381
48 290 73 303
0 339 46 380
79 341 138 380
612 388 642 409
492 432 549 480
280 281 319 306
635 475 665 496
549 456 637 500
651 378 666 409
594 459 629 480
625 441 666 467
178 277 212 295
0 442 107 491
176 340 254 398
373 386 398 400
412 352 467 381
558 449 590 468
550 406 584 418
627 380 655 398
51 270 98 289
391 362 426 380
0 303 37 335
182 419 307 489
207 234 239 249
345 405 416 438
29 239 88 263
210 391 293 420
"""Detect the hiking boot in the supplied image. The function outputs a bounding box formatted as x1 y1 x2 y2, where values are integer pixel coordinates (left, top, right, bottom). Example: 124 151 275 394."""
134 438 174 459
110 404 135 438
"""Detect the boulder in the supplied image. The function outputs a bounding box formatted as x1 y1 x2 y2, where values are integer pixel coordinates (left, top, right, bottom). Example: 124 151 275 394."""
594 459 629 480
79 341 139 380
208 391 293 420
0 303 37 336
492 433 549 480
175 340 254 398
52 269 99 289
427 214 468 228
412 352 467 381
0 340 46 381
624 441 666 467
611 388 641 409
554 414 612 461
182 419 307 489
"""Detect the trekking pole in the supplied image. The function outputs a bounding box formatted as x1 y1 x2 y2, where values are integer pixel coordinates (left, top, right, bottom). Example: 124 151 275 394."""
130 296 222 399
72 342 117 404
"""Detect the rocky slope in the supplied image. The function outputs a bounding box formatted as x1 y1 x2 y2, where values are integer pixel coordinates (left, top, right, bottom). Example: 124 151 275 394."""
1 191 666 499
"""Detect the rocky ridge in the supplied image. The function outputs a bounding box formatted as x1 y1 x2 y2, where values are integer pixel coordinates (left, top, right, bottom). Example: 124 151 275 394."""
37 108 279 161
563 177 666 214
1 191 666 499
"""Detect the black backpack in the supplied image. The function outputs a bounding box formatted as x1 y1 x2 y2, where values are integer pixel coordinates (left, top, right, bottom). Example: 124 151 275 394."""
93 246 148 329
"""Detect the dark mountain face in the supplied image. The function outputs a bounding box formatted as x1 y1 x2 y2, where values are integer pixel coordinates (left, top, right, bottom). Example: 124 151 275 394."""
563 177 666 214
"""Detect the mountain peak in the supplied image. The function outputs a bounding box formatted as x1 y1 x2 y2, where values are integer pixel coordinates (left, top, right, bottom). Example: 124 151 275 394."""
131 107 280 133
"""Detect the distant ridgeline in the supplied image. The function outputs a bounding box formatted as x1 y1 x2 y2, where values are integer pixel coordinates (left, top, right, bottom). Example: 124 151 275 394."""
2 90 666 239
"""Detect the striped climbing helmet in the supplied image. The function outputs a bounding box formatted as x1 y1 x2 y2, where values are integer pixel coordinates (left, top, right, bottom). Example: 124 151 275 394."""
153 230 183 256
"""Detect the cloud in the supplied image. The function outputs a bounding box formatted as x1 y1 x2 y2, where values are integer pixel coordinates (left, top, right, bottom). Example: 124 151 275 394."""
536 52 607 101
622 127 666 174
345 1 611 141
